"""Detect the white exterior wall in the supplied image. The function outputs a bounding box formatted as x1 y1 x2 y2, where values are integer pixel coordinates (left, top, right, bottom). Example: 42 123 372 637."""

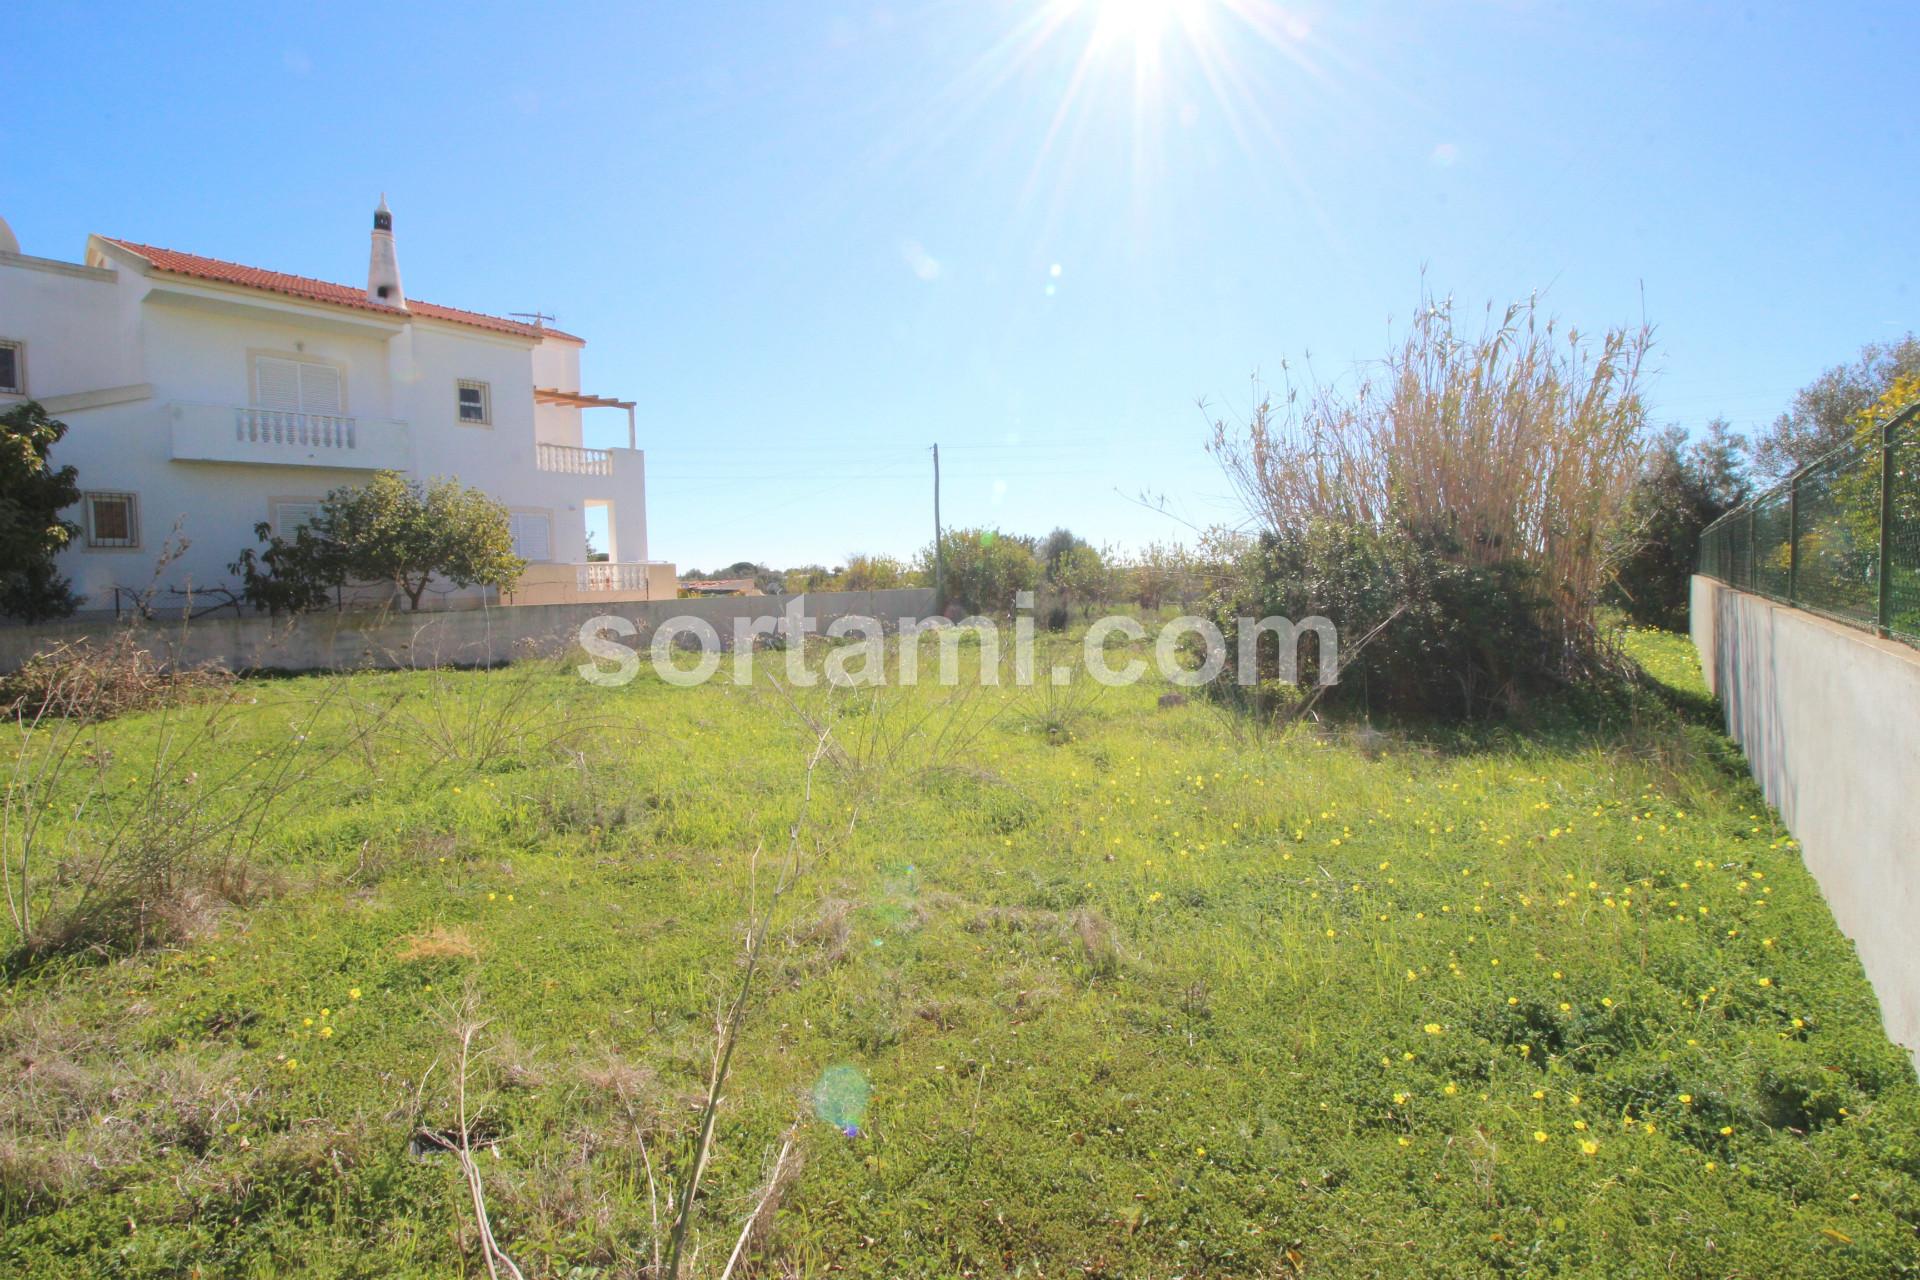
1692 576 1920 1067
531 340 585 449
0 237 651 612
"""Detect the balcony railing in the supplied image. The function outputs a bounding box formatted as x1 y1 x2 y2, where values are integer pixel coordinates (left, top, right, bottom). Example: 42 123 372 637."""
537 442 613 476
577 561 668 592
235 407 356 450
169 402 410 470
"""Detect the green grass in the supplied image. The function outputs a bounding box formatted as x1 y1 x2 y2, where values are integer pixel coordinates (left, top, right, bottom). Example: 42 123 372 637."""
3 629 1918 1277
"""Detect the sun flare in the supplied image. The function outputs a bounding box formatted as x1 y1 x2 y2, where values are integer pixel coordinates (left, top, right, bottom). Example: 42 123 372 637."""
909 0 1329 221
1084 0 1212 53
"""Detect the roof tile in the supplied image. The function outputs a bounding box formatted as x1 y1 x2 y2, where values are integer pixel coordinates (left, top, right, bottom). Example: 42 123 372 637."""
97 238 584 344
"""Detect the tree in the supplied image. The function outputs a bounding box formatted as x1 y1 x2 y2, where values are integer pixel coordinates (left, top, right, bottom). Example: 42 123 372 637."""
230 521 344 616
321 472 523 609
780 564 833 593
1825 372 1920 567
1752 335 1920 480
1127 541 1201 612
1037 528 1080 579
924 528 1039 614
1052 541 1109 617
231 471 524 613
0 402 81 622
841 552 905 591
1608 419 1749 629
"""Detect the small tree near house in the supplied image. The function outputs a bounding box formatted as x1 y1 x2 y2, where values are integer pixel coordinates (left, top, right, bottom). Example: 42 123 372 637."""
0 401 82 622
230 520 344 617
233 471 524 612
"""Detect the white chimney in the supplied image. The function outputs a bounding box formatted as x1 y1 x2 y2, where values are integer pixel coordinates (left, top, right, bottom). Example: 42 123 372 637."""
367 194 405 308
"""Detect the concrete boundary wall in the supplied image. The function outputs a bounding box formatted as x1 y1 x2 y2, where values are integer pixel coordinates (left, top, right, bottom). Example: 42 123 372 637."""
0 588 938 675
1691 575 1920 1061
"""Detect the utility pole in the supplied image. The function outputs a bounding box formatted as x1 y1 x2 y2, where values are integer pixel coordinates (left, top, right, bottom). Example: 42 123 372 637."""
932 443 946 608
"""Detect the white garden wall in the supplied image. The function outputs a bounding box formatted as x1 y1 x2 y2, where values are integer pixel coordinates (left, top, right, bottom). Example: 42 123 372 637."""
1692 575 1920 1063
0 589 938 676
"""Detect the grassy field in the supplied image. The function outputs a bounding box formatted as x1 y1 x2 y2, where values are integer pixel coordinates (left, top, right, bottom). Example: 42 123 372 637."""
2 627 1918 1277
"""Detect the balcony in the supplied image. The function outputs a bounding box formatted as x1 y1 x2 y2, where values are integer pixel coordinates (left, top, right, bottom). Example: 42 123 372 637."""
536 442 614 476
169 402 412 470
507 560 677 605
576 561 668 593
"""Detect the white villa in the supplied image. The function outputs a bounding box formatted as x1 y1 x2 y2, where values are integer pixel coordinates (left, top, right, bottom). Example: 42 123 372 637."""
0 200 674 615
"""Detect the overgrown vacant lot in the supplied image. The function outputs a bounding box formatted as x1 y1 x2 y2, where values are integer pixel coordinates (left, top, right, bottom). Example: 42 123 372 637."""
3 629 1918 1277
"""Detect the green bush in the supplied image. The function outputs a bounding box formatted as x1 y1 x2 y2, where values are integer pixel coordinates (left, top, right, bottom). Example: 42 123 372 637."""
0 402 81 622
927 528 1040 615
1208 521 1578 720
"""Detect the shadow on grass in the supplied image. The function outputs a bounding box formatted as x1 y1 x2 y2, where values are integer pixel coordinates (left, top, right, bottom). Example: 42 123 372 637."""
1215 626 1741 774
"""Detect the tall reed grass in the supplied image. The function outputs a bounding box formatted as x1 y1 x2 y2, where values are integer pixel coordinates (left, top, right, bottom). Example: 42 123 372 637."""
1209 293 1651 656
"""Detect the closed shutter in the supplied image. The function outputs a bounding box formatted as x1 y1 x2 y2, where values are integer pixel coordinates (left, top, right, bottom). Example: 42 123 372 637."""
299 362 342 415
253 357 343 414
254 357 301 412
511 513 552 562
276 501 324 536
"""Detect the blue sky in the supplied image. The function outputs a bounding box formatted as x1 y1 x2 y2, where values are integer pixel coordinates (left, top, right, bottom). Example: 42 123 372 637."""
8 1 1918 570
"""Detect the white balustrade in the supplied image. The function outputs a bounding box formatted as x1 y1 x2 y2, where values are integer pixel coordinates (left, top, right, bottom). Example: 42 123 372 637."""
537 442 614 475
234 407 358 451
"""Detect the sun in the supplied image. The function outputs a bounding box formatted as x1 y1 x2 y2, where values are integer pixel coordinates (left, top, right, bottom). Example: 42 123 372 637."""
1086 0 1205 47
1084 0 1212 54
902 0 1326 219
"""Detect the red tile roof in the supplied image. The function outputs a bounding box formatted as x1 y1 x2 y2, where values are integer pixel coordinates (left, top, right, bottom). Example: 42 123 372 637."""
96 238 585 344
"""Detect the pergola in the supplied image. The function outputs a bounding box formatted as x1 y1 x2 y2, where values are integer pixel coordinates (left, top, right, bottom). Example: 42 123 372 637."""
534 387 638 449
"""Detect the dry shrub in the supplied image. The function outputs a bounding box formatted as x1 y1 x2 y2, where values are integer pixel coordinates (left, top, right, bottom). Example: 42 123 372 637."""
1067 906 1124 977
0 632 232 723
390 645 599 772
579 1053 659 1113
397 924 482 962
954 899 1127 978
789 896 853 966
962 903 1059 933
482 1152 625 1267
731 1131 805 1273
0 1007 258 1210
5 677 383 960
194 1120 369 1214
0 1136 94 1208
492 1032 548 1091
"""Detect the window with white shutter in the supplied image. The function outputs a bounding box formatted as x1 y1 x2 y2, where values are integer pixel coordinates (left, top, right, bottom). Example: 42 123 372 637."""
510 513 552 562
252 356 344 415
298 363 342 415
273 500 324 537
254 357 301 412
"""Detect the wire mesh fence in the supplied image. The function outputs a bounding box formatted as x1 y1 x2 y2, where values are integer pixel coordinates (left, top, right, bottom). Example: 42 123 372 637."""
1699 401 1919 645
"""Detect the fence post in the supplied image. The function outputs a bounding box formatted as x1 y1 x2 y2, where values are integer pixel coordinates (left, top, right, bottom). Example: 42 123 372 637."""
1880 418 1896 636
1787 473 1799 605
1747 504 1757 591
